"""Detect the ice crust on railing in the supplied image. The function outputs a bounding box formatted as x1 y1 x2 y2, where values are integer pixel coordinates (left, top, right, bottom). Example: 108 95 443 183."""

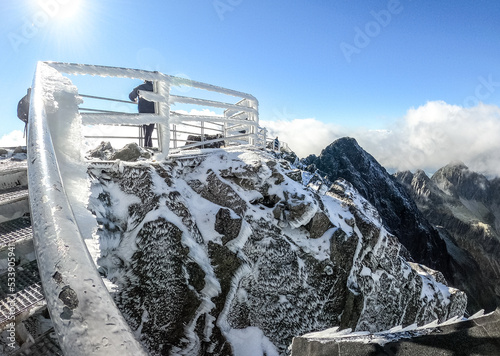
170 113 258 126
44 61 266 157
169 95 258 114
35 63 97 238
28 62 148 356
45 61 258 102
82 113 169 126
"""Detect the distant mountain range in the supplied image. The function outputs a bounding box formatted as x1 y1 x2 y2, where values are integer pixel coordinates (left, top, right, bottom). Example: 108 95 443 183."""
395 162 500 313
303 137 500 313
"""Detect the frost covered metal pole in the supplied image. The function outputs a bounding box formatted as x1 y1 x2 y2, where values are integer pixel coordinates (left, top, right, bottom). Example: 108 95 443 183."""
27 62 148 356
156 78 171 159
249 99 259 146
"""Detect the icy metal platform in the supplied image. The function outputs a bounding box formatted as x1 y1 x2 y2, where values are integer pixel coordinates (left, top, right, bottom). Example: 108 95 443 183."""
0 217 32 250
0 161 27 174
10 329 62 356
0 187 29 207
0 260 44 329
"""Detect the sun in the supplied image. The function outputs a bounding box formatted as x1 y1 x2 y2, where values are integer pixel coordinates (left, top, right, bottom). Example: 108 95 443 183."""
58 0 82 19
55 0 82 19
36 0 83 20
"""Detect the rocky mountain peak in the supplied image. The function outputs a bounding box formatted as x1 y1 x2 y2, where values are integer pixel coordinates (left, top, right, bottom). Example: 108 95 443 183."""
393 170 442 207
431 161 491 202
396 162 500 313
302 138 452 281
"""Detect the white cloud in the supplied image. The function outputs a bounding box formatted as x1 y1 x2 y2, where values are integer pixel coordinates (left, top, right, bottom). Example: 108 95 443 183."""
260 118 346 158
358 101 500 177
262 101 500 177
0 130 25 148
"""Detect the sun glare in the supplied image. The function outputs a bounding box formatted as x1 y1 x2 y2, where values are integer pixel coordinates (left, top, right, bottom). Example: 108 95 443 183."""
58 0 82 19
35 0 83 20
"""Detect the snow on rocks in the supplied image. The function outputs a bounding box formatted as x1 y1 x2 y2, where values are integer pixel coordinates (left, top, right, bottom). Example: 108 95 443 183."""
87 147 466 355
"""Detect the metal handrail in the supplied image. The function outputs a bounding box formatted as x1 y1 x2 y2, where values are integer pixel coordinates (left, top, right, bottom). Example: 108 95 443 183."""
43 61 261 157
27 61 148 356
79 93 138 105
44 61 259 102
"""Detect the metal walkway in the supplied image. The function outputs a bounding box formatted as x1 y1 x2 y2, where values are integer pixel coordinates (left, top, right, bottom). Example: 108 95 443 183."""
0 157 60 354
0 260 45 329
9 329 63 356
0 187 29 206
0 217 32 250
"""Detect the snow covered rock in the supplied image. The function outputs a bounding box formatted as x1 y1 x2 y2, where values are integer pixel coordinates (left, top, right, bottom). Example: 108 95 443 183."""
88 148 466 356
302 138 452 278
87 141 151 161
87 141 115 160
291 308 500 356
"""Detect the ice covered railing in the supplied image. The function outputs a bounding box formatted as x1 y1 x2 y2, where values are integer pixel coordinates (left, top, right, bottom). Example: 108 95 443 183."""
27 62 148 355
44 61 264 158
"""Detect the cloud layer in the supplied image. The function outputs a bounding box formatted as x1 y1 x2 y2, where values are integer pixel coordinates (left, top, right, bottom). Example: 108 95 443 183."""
3 102 499 177
262 101 500 177
0 130 25 148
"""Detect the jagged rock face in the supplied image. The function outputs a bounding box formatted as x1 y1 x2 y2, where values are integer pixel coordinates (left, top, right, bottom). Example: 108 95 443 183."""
432 161 491 202
87 141 151 161
88 149 466 356
302 138 453 283
492 178 500 233
395 162 500 312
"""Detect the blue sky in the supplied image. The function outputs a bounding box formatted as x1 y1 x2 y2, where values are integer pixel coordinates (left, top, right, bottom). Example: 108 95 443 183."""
1 0 500 173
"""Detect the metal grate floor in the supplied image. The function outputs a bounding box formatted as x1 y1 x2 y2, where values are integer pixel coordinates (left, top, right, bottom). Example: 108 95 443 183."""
0 217 32 250
0 186 29 206
0 260 44 326
9 329 62 356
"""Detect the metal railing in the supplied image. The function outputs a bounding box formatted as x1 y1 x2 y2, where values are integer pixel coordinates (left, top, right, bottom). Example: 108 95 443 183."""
27 62 148 356
42 61 264 158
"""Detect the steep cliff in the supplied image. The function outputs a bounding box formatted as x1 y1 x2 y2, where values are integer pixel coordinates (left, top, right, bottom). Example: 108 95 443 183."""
88 148 466 356
395 162 500 312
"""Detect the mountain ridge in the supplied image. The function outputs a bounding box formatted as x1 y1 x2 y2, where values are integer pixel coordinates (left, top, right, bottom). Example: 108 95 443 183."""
303 137 500 313
395 161 500 312
301 137 453 282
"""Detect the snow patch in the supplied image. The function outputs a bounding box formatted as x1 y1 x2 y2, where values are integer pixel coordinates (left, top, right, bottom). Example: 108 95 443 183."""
226 327 279 356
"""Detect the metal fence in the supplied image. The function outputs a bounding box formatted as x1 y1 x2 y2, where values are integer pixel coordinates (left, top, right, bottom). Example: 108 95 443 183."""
43 62 265 158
